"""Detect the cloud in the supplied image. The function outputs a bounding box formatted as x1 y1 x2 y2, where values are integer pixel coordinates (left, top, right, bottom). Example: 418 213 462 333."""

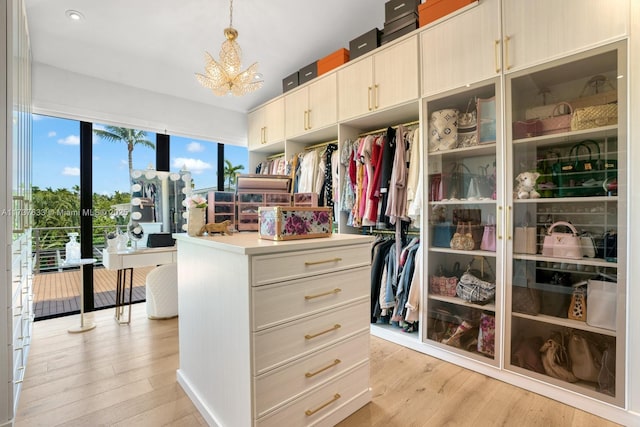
186 141 205 153
62 167 80 176
172 157 213 175
58 135 80 145
48 131 57 137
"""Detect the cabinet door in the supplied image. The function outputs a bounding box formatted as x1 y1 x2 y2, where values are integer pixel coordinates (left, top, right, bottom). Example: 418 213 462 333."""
264 97 285 145
424 81 501 367
373 36 419 111
248 108 265 150
506 42 626 407
421 0 500 97
337 56 373 121
502 0 628 72
308 73 337 131
284 88 308 139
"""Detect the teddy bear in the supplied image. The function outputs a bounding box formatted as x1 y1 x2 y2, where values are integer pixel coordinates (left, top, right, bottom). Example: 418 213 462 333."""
515 171 541 199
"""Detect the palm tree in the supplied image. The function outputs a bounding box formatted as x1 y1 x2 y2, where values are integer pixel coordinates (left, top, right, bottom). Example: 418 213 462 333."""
223 159 245 191
93 126 155 173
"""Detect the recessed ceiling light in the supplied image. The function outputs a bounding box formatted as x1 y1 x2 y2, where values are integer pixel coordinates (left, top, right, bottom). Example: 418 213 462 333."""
65 10 84 21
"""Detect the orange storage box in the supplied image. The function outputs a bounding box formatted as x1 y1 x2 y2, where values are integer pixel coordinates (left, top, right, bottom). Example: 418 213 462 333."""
317 48 350 76
419 0 476 27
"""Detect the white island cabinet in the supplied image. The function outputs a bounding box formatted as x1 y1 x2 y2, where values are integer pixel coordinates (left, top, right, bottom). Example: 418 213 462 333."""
173 233 374 427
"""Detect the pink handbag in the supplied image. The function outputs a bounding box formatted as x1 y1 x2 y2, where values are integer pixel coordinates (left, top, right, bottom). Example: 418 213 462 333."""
513 119 542 139
540 102 573 135
480 220 496 252
541 221 583 259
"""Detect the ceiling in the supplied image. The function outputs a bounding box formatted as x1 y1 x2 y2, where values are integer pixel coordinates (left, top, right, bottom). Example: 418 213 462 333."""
24 0 388 114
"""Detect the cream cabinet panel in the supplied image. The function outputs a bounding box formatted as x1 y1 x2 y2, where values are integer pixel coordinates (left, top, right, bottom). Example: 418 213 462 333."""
421 0 500 97
502 0 628 72
307 73 337 132
373 36 419 111
248 98 285 149
337 56 374 121
285 73 337 139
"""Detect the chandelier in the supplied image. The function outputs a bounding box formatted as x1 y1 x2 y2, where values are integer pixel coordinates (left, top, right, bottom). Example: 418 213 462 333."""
195 0 263 96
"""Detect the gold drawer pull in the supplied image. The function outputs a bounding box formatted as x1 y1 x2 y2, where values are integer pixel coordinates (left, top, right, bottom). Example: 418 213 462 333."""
305 288 342 300
305 393 341 416
305 324 341 340
304 257 342 266
305 359 341 378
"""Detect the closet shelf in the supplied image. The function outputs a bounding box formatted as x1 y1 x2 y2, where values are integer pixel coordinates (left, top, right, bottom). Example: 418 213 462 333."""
515 196 618 204
511 312 616 337
428 294 496 312
513 254 617 268
511 125 618 147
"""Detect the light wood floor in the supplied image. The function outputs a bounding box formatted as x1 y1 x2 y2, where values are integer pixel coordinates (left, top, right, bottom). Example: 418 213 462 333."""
16 304 621 427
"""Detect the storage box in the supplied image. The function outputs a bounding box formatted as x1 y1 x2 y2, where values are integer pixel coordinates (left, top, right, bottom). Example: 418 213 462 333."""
349 28 382 59
317 48 350 76
385 0 420 22
382 18 419 45
419 0 476 27
384 12 419 35
282 71 299 93
298 62 318 85
258 206 333 241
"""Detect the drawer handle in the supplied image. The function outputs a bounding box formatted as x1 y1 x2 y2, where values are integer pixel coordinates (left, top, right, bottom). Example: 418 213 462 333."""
305 288 342 300
305 359 341 378
305 393 341 416
304 257 342 266
305 324 341 340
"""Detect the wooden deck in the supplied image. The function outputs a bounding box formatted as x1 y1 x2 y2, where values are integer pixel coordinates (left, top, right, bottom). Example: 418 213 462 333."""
32 266 155 319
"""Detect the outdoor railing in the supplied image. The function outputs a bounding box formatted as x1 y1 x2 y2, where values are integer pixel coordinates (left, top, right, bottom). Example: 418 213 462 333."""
32 225 128 273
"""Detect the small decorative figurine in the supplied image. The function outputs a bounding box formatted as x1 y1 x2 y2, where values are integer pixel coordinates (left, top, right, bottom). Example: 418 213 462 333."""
515 171 541 199
198 220 233 236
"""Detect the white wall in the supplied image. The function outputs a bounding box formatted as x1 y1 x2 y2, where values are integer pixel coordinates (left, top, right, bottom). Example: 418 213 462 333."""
32 62 248 146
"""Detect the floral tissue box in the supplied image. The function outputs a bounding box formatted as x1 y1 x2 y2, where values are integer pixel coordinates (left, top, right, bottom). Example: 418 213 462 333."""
258 207 333 240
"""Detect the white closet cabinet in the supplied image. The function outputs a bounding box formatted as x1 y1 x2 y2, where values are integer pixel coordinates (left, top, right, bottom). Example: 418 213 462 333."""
338 36 419 121
502 0 628 72
248 97 285 150
420 0 500 97
285 73 337 139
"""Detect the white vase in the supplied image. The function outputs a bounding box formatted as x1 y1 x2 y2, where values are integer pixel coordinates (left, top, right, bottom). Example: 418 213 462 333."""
187 207 205 236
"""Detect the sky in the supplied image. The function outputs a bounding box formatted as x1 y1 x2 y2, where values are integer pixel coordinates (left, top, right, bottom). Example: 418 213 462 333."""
32 114 249 195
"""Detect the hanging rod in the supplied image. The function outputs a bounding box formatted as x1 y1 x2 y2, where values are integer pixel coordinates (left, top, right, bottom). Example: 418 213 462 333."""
357 119 420 137
266 152 285 160
304 139 339 151
368 228 421 236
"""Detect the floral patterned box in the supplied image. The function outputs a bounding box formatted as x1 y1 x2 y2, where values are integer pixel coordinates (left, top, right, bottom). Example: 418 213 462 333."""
258 207 333 240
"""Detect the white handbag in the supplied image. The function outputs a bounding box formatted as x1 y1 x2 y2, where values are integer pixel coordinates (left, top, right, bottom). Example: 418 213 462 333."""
586 275 617 331
541 221 583 259
428 108 458 152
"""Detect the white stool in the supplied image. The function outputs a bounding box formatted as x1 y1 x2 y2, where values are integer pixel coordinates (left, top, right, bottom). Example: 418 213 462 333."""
145 263 178 319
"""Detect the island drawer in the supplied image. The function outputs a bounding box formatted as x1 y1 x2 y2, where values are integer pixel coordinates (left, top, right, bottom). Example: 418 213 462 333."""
251 243 370 286
252 266 369 331
252 299 369 375
254 331 369 418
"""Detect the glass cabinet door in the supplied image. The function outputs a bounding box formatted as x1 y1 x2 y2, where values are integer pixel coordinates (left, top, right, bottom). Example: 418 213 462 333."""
423 79 503 365
506 41 626 406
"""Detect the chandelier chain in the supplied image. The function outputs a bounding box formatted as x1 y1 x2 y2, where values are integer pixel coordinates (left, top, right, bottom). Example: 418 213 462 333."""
229 0 233 28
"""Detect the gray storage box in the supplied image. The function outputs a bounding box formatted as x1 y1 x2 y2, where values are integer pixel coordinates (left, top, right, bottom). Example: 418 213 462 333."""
349 28 382 59
282 71 299 93
385 0 420 22
298 62 318 84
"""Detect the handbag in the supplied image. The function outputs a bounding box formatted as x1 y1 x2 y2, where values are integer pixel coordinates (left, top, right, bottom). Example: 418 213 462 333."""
444 163 472 200
597 343 616 396
456 257 496 304
570 75 617 109
514 226 537 254
450 221 475 251
604 230 617 262
540 102 573 135
432 222 456 248
552 141 606 197
568 332 602 383
513 119 542 139
429 173 443 201
477 312 495 356
458 98 478 147
540 332 578 383
477 96 496 144
586 274 617 331
480 222 496 252
541 221 583 259
429 262 462 297
579 233 597 258
539 272 573 318
568 282 587 321
511 260 541 315
571 103 617 131
429 108 459 152
452 208 481 225
512 336 546 374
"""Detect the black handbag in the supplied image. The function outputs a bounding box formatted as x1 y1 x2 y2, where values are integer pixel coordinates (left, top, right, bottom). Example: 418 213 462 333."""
552 141 607 197
147 233 176 248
